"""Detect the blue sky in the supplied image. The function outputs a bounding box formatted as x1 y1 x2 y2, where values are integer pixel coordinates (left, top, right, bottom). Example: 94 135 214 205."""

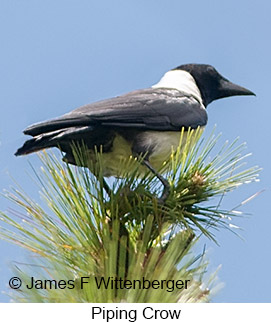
0 0 270 302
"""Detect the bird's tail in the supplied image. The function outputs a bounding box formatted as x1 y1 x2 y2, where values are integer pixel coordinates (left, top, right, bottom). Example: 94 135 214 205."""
15 130 63 156
15 138 47 155
15 126 93 156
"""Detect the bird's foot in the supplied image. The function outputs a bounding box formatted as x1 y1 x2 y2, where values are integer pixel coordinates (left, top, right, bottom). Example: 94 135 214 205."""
140 159 171 204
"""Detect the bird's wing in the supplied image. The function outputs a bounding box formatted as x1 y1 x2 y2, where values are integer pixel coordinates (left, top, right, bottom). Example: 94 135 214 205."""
24 88 207 136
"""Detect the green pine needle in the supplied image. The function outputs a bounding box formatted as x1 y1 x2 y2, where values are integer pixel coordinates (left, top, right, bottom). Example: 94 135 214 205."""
0 128 259 302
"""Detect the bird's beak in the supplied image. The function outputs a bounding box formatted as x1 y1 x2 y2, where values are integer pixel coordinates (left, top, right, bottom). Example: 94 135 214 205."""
219 79 256 98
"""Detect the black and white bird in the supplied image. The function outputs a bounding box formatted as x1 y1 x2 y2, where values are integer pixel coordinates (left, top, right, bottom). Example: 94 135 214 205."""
15 64 255 201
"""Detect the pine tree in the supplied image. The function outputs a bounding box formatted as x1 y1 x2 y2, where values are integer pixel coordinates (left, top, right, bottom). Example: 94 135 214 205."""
0 128 259 302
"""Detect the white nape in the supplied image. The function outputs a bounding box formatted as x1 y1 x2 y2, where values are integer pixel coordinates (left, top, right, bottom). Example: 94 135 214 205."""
152 69 204 106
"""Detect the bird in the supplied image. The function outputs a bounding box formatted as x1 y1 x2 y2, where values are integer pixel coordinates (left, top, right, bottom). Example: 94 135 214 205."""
15 64 255 202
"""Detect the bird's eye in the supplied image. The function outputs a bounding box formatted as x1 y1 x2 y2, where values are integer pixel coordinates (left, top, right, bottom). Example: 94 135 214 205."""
207 66 215 73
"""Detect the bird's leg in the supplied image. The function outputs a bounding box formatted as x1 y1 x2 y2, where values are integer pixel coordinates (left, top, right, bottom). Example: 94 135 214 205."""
141 159 170 204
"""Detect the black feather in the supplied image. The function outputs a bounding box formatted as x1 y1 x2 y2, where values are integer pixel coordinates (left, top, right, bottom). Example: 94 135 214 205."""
23 88 207 136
